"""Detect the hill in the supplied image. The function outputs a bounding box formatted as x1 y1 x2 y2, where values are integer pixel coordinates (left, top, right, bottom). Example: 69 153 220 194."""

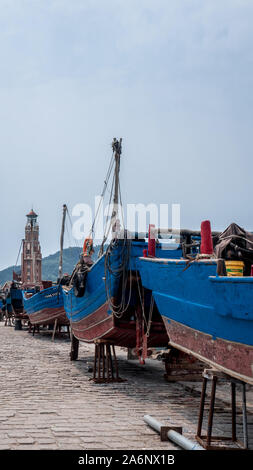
0 245 101 285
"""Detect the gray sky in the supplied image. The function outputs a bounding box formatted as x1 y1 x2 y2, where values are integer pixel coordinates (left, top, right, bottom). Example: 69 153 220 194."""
1 0 253 269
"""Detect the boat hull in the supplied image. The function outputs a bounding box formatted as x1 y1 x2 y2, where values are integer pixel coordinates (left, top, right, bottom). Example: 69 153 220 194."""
10 287 28 318
138 257 253 385
162 317 253 384
69 299 168 347
62 241 177 347
23 285 69 326
26 307 68 326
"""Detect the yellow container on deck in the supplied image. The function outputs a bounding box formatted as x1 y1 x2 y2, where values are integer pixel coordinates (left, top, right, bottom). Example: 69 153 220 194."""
225 260 244 277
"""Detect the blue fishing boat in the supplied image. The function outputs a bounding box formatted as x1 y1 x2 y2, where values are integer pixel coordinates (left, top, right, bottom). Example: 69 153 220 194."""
10 284 24 313
62 236 181 353
62 140 177 362
137 223 253 385
22 285 67 326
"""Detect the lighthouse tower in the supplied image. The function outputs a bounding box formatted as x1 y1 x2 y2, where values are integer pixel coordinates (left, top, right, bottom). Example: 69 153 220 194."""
21 209 42 288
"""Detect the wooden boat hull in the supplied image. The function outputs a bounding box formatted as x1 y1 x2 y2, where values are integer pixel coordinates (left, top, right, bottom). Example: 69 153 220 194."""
69 300 168 347
23 285 69 326
26 307 68 326
62 241 177 348
162 317 253 384
138 257 253 385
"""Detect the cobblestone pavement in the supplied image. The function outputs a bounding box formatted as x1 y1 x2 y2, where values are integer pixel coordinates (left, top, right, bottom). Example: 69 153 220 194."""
0 322 252 450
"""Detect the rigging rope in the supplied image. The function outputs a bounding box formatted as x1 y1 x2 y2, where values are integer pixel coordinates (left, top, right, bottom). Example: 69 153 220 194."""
98 170 116 257
69 141 132 322
104 232 132 318
15 240 23 268
118 178 125 227
66 206 79 248
89 152 114 241
135 265 154 337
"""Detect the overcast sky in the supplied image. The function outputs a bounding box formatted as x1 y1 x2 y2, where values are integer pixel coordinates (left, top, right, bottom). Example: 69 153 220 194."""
1 0 253 269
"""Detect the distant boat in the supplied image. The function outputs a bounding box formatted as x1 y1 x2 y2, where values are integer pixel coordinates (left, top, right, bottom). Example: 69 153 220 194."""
10 283 27 322
22 205 69 330
22 284 67 326
0 281 28 326
138 223 253 385
61 139 175 363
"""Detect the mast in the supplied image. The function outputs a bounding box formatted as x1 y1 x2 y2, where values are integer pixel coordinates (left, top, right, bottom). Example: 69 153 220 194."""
31 220 35 284
58 204 67 281
97 138 122 257
111 138 122 235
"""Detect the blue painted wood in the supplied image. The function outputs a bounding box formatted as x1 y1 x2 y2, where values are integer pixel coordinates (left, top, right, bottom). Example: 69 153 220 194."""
22 285 63 317
10 287 24 310
62 254 108 323
10 288 23 301
137 258 253 346
62 240 182 324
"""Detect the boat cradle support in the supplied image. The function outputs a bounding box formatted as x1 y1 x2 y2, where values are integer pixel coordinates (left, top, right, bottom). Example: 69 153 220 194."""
70 331 79 361
91 339 127 384
196 368 249 450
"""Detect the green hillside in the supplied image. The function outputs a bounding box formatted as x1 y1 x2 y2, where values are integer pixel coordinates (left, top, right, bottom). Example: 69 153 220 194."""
0 245 101 285
0 266 15 286
41 246 82 281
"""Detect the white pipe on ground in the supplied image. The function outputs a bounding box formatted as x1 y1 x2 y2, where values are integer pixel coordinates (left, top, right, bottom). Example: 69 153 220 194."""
144 415 205 451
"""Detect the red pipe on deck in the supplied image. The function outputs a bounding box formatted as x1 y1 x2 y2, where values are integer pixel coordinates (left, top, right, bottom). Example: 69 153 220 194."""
200 220 213 254
148 224 156 257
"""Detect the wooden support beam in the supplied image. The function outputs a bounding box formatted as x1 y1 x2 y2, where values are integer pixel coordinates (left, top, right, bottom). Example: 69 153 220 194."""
52 318 58 342
70 332 79 361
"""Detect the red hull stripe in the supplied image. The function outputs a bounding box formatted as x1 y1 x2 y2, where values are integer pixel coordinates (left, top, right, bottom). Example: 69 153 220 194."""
70 302 110 329
163 317 253 385
71 302 169 347
28 307 69 326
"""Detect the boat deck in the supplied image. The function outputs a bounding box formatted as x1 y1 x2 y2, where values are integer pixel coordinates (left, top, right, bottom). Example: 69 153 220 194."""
139 257 218 264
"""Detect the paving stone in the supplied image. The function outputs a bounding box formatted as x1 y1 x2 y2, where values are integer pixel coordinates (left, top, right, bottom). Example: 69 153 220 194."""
0 322 252 451
36 438 56 444
7 432 28 438
16 438 35 444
